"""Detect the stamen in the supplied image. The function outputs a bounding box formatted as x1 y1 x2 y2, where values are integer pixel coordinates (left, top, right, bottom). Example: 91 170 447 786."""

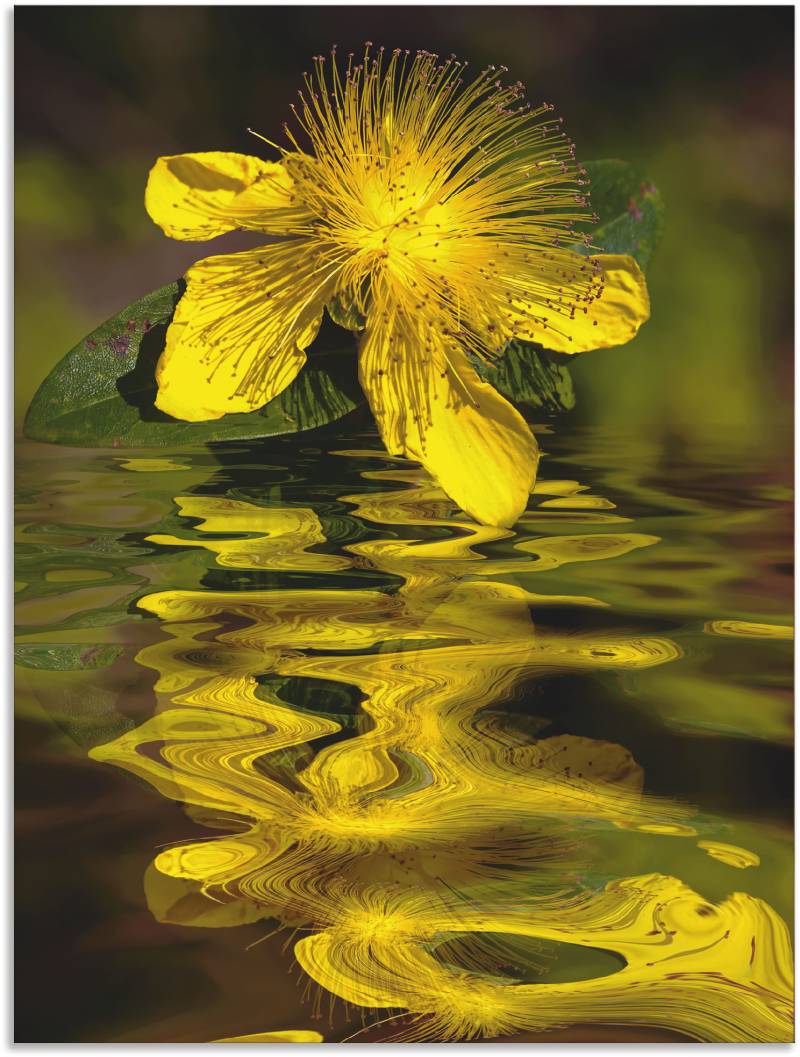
242 46 601 441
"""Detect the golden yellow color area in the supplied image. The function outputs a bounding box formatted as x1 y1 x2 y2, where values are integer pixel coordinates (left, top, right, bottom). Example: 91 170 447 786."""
697 840 761 869
147 497 350 572
143 47 650 527
214 1030 323 1043
705 620 794 641
89 461 792 1042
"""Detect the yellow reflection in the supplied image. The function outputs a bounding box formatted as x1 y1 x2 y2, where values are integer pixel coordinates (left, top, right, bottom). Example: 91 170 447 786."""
118 457 193 472
538 496 618 510
214 1031 323 1043
697 840 761 869
147 496 351 572
88 463 792 1042
294 873 791 1042
515 532 660 570
705 620 793 640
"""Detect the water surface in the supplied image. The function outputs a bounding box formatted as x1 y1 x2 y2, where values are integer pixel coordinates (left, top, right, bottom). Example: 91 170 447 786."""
15 424 793 1043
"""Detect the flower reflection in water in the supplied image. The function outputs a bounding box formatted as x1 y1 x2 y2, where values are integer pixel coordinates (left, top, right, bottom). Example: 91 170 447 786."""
89 455 792 1043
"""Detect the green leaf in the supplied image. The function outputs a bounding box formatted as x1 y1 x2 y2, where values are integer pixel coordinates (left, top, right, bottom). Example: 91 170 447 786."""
582 159 665 269
326 293 366 332
477 342 575 413
23 282 363 447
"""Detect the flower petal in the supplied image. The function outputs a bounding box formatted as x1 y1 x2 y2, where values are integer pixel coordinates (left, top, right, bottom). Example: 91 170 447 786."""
145 151 305 240
359 314 539 528
507 253 650 354
155 241 333 421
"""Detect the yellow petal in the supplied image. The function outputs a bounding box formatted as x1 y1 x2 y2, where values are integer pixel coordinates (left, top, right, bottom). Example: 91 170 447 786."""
510 253 650 354
155 241 332 421
359 314 539 528
145 151 303 240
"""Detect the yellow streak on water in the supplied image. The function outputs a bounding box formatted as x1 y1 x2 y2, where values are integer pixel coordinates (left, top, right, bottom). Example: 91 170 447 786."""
697 840 761 869
705 620 794 640
117 457 194 472
213 1030 324 1043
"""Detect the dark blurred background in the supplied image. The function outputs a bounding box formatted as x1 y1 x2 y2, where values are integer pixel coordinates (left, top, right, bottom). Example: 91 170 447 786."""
15 6 794 450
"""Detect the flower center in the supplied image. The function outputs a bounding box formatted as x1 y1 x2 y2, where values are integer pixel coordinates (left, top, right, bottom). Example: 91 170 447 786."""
351 167 459 284
281 46 600 347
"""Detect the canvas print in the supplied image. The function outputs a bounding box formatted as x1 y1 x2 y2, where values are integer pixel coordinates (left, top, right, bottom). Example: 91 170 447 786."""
15 5 793 1044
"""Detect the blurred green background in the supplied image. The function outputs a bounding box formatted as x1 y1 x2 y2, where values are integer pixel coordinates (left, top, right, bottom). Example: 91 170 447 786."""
15 6 794 449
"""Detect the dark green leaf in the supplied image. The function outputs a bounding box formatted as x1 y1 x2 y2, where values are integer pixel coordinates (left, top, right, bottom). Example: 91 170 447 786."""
24 282 363 447
582 158 665 269
477 342 575 413
327 293 366 332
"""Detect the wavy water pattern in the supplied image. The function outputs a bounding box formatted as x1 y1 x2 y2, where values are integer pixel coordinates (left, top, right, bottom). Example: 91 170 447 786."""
15 429 790 1040
79 446 794 1043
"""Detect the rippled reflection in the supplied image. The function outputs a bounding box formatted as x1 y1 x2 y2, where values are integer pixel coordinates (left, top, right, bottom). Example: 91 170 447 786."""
79 451 792 1042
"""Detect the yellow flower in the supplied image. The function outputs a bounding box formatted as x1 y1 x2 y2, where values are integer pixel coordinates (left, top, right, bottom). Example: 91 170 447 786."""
145 46 650 527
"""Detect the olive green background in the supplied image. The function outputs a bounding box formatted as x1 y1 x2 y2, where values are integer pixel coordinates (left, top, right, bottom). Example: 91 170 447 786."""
15 6 793 447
